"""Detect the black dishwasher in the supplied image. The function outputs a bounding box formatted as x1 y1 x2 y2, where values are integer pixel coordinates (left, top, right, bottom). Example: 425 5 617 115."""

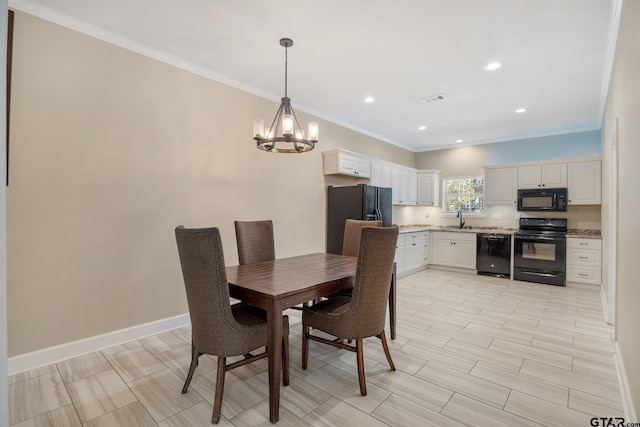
476 233 511 277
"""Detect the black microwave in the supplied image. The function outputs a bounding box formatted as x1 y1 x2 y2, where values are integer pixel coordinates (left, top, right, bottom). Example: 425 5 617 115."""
517 188 568 212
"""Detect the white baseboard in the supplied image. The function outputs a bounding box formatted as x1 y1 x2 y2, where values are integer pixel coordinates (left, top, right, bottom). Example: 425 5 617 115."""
614 341 638 422
600 284 611 324
8 313 190 376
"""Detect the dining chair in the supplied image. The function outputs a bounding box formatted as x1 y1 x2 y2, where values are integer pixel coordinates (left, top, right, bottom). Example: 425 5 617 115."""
175 225 289 424
342 219 382 257
234 220 275 265
301 225 399 396
340 219 397 340
235 219 311 310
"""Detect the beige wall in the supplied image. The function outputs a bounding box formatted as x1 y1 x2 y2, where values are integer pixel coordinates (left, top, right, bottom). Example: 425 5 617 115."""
6 12 414 356
601 0 640 416
1 1 9 421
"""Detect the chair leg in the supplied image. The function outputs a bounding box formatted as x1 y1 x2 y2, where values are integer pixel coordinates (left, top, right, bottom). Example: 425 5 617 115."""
212 357 226 424
282 332 290 386
302 324 310 370
379 330 395 371
181 343 200 394
356 339 367 396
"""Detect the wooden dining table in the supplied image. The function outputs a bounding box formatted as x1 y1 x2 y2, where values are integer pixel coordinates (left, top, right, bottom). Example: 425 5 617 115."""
226 252 396 424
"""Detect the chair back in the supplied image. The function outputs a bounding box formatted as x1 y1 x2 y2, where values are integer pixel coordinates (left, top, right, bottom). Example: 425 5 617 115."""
342 219 382 257
347 226 399 337
234 220 276 264
175 226 259 355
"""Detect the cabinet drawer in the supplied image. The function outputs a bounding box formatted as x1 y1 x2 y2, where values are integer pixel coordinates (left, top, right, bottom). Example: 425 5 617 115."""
405 231 430 242
567 238 601 250
432 231 476 242
567 250 601 267
567 265 601 285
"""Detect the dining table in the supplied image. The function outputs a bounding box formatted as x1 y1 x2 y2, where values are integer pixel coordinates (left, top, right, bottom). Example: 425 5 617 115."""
226 252 396 424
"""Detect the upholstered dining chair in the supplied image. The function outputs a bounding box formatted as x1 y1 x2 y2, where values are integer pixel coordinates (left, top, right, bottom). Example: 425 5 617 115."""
234 220 275 265
235 219 312 310
175 225 289 424
301 225 399 396
342 219 382 257
340 219 397 340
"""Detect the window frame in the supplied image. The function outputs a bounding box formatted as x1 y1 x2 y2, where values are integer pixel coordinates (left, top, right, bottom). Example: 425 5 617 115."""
441 176 485 216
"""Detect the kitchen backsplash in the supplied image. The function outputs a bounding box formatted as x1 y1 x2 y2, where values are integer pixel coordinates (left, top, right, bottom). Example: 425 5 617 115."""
392 204 601 230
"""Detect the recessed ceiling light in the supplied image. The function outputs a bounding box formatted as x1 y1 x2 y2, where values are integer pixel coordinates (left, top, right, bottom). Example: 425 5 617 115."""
484 62 501 71
455 139 463 143
418 125 427 130
515 108 527 113
363 96 375 103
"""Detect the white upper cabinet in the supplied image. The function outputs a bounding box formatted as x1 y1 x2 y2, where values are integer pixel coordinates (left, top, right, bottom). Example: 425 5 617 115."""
323 149 371 178
484 167 517 205
417 170 441 206
568 160 601 204
518 164 567 189
370 160 393 188
391 165 418 205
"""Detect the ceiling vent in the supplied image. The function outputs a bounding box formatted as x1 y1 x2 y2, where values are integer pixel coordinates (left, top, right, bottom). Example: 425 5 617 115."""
421 94 447 104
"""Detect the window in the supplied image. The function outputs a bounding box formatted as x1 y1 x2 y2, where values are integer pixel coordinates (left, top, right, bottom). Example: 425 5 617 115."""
442 177 484 214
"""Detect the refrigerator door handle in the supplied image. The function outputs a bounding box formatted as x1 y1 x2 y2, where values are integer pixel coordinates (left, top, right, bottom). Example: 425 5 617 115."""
376 207 383 222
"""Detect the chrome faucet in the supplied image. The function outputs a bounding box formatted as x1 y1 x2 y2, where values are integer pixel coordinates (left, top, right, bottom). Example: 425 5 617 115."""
457 209 465 229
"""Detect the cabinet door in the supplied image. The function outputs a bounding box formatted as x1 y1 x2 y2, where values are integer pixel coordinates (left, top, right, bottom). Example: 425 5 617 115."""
518 166 541 189
392 168 408 204
418 174 440 206
431 239 454 266
405 241 423 270
484 168 517 205
370 161 382 187
381 163 393 188
353 157 371 178
406 171 418 205
395 234 407 276
541 164 567 188
453 240 477 269
568 161 601 204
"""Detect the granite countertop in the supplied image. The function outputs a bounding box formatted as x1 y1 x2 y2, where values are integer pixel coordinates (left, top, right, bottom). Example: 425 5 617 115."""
567 229 602 239
399 225 517 234
399 225 602 239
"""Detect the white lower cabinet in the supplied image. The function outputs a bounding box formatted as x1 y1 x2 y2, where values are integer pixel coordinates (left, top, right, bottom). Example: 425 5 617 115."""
566 237 601 285
396 231 429 277
431 231 477 269
395 234 406 275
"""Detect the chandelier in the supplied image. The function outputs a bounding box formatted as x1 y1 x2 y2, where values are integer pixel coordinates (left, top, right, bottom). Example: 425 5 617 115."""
253 38 318 153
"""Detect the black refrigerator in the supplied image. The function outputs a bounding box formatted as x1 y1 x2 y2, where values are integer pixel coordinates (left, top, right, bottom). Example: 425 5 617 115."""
326 184 392 254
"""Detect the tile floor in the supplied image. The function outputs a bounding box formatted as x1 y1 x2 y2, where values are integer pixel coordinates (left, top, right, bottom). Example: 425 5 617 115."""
9 268 624 426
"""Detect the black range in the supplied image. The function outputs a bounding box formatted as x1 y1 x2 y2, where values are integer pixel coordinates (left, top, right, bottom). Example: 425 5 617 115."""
513 217 567 286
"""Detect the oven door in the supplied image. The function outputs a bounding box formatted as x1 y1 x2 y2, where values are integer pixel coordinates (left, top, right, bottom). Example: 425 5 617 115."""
514 233 566 285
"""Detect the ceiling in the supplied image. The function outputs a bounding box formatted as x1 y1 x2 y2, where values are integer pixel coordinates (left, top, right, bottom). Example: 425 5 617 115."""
11 0 616 152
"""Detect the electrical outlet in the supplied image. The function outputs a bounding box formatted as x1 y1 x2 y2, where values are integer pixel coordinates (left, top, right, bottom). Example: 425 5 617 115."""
491 213 502 220
425 212 429 218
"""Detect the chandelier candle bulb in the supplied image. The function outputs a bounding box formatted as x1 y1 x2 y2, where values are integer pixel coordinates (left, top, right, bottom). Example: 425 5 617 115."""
295 130 304 139
283 114 294 136
253 119 264 138
308 122 319 141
